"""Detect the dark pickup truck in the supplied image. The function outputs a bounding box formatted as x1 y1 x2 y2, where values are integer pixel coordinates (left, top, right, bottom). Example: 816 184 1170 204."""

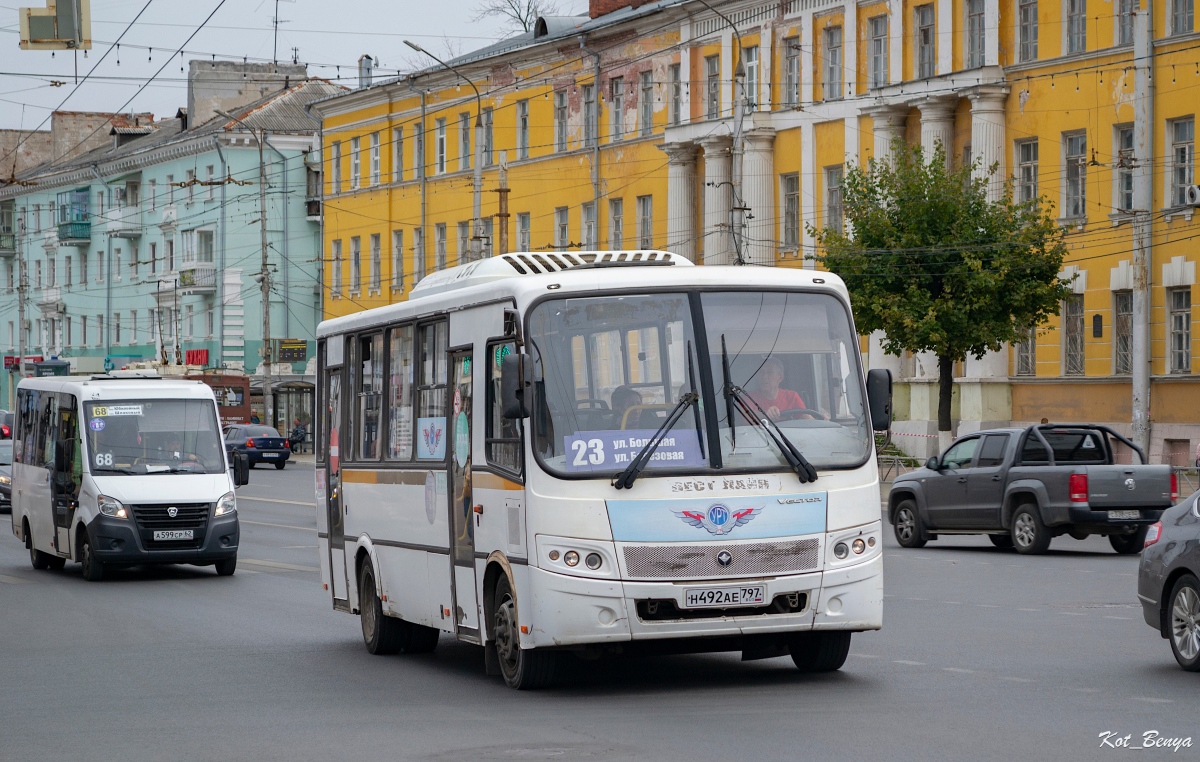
888 425 1178 555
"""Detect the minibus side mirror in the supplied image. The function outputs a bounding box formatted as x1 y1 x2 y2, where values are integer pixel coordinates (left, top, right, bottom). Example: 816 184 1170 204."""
866 368 893 431
501 353 532 420
231 451 250 487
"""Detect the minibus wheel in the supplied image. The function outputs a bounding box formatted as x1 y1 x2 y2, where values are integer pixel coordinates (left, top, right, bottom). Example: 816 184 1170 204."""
359 561 407 655
492 575 556 689
25 522 52 571
214 556 237 576
78 530 105 582
789 631 851 672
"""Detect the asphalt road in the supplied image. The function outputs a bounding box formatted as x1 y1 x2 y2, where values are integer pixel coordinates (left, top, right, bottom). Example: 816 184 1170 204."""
1 463 1197 761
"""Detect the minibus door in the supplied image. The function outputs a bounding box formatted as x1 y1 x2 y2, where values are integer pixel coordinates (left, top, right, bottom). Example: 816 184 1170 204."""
50 397 79 556
325 367 349 605
447 349 480 638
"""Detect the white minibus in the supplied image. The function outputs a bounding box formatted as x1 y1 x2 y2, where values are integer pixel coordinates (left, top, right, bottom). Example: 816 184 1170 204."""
11 373 249 581
315 252 892 688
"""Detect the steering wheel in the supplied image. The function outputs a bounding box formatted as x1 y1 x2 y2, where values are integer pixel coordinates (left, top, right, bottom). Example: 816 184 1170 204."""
779 408 826 421
574 399 610 410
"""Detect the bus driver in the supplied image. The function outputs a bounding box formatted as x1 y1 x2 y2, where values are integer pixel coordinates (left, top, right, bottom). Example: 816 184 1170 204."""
748 357 806 421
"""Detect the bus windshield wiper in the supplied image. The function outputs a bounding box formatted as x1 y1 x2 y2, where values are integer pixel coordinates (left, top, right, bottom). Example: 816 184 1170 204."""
612 343 704 490
720 335 818 484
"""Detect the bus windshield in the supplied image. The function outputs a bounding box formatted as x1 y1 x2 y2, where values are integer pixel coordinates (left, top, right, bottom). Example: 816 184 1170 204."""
527 290 871 477
84 399 225 475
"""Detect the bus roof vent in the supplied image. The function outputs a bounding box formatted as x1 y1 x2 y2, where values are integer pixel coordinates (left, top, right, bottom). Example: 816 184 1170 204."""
408 250 691 297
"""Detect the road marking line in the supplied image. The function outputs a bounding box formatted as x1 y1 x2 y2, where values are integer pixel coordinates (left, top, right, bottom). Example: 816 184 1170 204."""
849 653 880 659
942 601 963 605
1001 677 1034 683
1104 615 1133 620
976 604 1000 608
1018 608 1041 612
241 520 316 532
1061 612 1087 616
894 660 925 666
238 496 315 507
943 667 974 674
1132 697 1172 704
240 558 320 572
0 573 32 584
908 597 929 601
1067 687 1100 693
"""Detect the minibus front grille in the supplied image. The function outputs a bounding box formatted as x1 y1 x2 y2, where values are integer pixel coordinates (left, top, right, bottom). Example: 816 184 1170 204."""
131 503 211 548
622 539 820 579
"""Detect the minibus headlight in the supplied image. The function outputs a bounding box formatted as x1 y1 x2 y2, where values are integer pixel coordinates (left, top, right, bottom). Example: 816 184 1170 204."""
215 492 237 517
98 495 128 519
0 474 10 486
833 542 849 559
563 550 580 567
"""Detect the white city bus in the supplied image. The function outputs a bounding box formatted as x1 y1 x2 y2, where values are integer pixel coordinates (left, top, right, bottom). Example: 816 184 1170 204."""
315 251 892 689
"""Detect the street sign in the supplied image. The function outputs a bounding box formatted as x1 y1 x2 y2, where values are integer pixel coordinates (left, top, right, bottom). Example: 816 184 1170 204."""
275 339 307 363
5 355 43 369
33 360 70 377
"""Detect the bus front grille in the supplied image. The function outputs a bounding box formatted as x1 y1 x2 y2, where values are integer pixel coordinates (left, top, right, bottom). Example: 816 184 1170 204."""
131 503 210 549
622 538 820 579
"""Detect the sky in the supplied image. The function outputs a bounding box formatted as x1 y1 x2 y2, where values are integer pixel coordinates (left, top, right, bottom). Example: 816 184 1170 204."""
0 0 589 131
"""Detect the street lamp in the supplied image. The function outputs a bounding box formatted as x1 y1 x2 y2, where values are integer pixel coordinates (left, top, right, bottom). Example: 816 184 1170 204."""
404 39 485 264
216 108 274 424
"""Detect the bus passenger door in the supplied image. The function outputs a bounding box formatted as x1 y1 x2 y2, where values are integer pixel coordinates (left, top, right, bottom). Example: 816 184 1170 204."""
50 395 79 556
324 367 350 606
448 348 480 638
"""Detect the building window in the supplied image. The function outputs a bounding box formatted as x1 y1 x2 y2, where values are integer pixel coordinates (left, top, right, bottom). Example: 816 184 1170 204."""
1015 330 1037 376
330 141 342 193
583 85 597 148
582 202 596 248
148 179 156 211
436 223 448 270
1016 139 1039 203
916 5 936 78
185 170 194 205
370 132 381 186
636 195 653 249
347 236 360 294
1065 132 1087 218
482 217 494 258
869 16 888 88
823 27 843 101
555 207 569 250
1172 0 1193 35
369 233 381 292
1063 294 1085 375
457 221 469 264
1019 0 1038 61
1170 288 1192 372
392 230 404 289
1113 290 1132 374
517 212 531 251
393 127 404 182
64 255 72 287
413 228 425 282
1171 117 1195 207
610 76 625 141
967 0 986 68
350 137 361 189
482 107 494 166
743 46 758 112
517 100 530 159
705 55 720 119
825 166 844 232
639 70 653 136
205 166 214 201
415 127 425 179
669 64 682 125
1116 125 1134 212
782 173 800 248
783 37 800 106
148 242 156 275
113 312 121 345
166 174 175 204
1118 0 1134 44
609 198 624 249
554 91 568 152
459 113 471 171
1067 0 1086 53
436 118 447 175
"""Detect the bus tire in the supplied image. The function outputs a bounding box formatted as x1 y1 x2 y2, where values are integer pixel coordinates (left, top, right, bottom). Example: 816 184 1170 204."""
25 522 53 571
79 530 105 582
492 575 556 690
359 561 406 655
789 631 852 673
214 556 237 576
46 555 66 571
404 624 440 654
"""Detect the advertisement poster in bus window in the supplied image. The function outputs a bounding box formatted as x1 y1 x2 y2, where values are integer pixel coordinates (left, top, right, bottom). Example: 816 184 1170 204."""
562 429 704 473
417 417 446 459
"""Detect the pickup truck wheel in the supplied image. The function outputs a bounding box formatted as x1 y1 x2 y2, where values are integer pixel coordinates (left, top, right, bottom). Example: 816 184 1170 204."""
988 534 1014 549
893 500 927 549
1011 505 1051 555
1109 527 1148 555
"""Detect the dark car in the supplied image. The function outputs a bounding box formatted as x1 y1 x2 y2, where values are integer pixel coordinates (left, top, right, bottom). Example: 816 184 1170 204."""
0 410 12 439
0 439 11 512
224 424 291 469
1139 490 1200 671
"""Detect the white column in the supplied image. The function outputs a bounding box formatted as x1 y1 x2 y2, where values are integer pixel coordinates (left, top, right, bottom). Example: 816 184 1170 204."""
968 85 1009 201
865 104 908 164
937 0 953 75
742 127 776 266
868 331 903 376
660 141 698 261
888 0 904 84
918 95 956 168
985 0 1001 65
700 135 733 265
800 121 816 268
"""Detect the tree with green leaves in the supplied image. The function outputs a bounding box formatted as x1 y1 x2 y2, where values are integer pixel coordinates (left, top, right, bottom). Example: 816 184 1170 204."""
811 140 1071 436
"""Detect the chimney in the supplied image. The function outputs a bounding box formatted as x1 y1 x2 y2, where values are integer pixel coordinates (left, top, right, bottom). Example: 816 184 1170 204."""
186 59 307 129
589 0 651 18
358 55 374 89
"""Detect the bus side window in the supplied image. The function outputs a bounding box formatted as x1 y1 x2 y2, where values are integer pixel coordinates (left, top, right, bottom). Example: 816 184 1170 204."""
486 340 522 476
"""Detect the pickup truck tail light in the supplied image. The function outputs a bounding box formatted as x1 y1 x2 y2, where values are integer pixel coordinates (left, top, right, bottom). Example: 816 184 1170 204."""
1170 472 1179 501
1069 473 1088 503
1145 521 1162 548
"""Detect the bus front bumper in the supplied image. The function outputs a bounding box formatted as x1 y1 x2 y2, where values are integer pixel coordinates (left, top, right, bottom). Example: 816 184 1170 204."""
86 513 239 565
522 553 881 649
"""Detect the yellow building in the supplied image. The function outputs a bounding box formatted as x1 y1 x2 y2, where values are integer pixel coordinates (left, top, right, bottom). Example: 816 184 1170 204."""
311 0 1198 461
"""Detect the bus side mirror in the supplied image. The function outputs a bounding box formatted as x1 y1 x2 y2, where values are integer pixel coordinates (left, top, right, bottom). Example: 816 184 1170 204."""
866 368 892 431
501 354 531 420
232 451 250 487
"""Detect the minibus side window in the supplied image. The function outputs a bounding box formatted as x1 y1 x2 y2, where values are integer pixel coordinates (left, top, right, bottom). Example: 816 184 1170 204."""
355 332 384 460
386 325 414 461
416 321 448 460
486 340 522 476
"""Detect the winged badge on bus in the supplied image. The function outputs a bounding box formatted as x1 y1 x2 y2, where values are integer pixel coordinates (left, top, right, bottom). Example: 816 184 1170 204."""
674 503 762 536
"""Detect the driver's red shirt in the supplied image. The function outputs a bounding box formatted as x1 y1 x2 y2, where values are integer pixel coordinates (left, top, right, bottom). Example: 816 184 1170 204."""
749 388 806 413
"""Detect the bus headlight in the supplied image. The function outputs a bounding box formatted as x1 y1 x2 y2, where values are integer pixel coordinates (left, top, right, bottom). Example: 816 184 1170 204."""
98 495 128 519
0 475 10 486
215 492 237 517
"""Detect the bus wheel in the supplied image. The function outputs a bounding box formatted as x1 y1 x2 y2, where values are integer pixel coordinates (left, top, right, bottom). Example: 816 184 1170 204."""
492 575 556 689
404 624 440 654
79 531 105 582
359 561 407 655
789 631 852 673
46 555 66 571
214 556 237 576
26 522 53 571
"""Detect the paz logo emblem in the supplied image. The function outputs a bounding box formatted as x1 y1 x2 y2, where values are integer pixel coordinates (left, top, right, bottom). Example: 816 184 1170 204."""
674 503 762 536
167 506 178 518
716 550 733 567
1125 478 1136 491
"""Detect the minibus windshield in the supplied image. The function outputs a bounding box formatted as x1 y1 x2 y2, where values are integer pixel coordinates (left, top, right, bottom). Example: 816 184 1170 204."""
527 289 871 477
84 399 225 475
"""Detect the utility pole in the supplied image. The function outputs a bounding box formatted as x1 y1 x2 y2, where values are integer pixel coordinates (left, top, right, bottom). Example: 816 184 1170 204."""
495 155 510 255
15 210 25 401
1131 8 1154 455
